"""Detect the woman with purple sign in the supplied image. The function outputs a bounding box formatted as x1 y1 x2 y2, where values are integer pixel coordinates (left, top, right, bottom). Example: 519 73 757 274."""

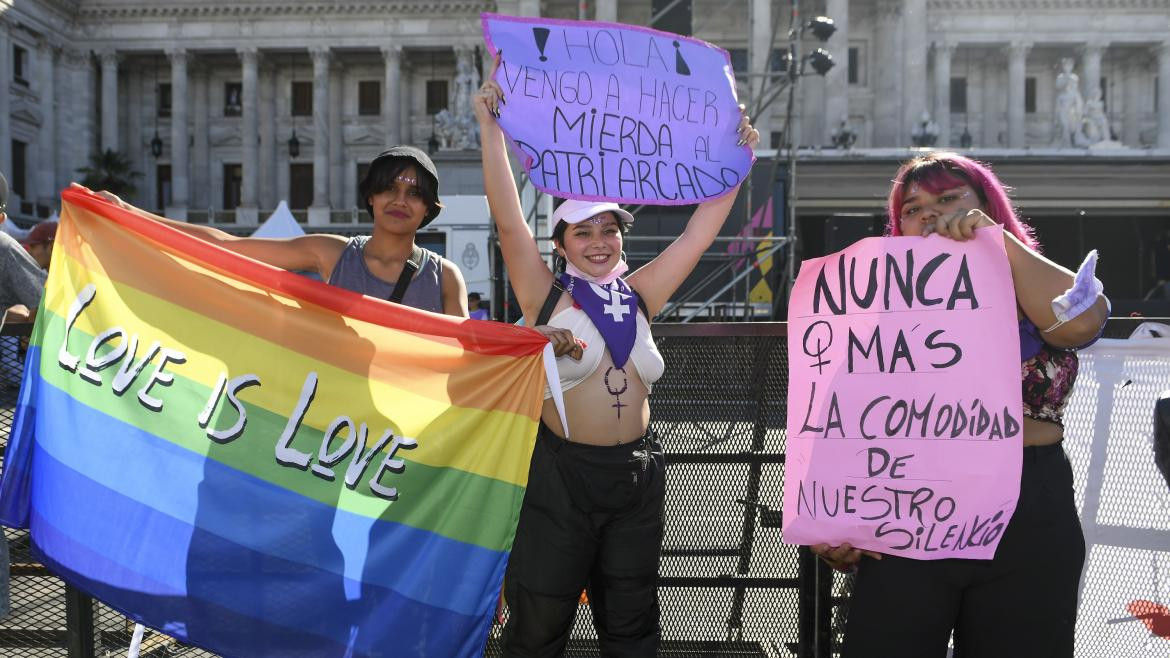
814 152 1109 657
474 53 758 656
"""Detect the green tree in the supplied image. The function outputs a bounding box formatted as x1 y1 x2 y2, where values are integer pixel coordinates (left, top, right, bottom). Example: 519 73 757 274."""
76 149 142 198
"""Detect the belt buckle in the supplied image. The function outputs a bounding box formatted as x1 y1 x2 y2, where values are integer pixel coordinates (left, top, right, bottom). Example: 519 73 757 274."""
631 448 650 471
630 440 662 472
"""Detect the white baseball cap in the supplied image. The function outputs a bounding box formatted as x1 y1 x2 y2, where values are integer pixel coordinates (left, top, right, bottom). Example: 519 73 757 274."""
551 199 635 226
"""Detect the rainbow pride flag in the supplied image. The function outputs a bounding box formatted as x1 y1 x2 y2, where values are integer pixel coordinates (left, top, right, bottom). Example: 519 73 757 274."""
0 188 550 657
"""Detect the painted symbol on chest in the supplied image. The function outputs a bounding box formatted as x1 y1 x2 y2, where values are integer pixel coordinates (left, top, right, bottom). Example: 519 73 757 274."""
604 366 630 419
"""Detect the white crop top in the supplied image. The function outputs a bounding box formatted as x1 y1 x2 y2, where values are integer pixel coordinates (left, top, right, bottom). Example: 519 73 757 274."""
542 305 666 400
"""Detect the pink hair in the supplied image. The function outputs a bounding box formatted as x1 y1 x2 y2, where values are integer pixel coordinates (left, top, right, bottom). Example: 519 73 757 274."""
886 152 1039 251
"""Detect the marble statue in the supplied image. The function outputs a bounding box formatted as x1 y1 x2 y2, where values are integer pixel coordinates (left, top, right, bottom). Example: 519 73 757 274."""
911 111 940 147
1082 89 1111 145
436 46 481 150
1053 57 1087 147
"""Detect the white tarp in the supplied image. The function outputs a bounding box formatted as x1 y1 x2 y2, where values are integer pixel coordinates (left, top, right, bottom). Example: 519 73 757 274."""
251 201 305 239
1067 334 1170 656
425 195 491 299
0 219 29 241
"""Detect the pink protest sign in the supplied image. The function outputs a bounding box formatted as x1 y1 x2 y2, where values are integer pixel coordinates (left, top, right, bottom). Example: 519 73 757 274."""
481 13 753 205
783 227 1022 560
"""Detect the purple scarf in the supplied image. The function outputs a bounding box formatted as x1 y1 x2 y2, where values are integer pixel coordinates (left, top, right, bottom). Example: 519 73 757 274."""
557 273 640 368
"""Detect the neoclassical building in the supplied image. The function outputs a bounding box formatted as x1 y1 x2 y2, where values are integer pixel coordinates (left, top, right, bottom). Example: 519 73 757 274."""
1 0 1168 301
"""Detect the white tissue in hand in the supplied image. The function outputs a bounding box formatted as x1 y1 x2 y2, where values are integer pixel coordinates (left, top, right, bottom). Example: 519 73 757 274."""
1050 249 1103 326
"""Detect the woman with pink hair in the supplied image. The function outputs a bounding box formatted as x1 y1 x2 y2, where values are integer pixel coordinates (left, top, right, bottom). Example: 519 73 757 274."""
814 152 1109 657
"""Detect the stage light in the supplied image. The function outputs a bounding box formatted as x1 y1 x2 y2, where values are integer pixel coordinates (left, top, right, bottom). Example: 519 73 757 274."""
808 16 837 42
807 49 834 76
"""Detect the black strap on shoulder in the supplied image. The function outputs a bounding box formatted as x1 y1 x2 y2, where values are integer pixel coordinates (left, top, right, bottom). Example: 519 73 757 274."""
629 285 650 324
388 245 425 304
535 279 565 326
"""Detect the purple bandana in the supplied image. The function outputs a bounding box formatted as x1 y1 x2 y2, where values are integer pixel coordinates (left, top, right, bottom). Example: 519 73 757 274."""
558 273 640 368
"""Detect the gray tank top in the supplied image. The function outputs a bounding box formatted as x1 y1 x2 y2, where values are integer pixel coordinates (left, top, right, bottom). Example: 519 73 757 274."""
327 236 444 313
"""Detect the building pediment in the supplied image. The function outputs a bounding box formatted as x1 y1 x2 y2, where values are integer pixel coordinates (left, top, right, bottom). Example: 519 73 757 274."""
9 101 43 127
209 124 240 147
929 0 1170 10
75 1 492 21
344 124 384 146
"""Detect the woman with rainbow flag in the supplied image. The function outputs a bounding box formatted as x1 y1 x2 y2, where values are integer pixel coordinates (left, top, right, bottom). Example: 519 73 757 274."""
474 55 759 656
97 146 470 316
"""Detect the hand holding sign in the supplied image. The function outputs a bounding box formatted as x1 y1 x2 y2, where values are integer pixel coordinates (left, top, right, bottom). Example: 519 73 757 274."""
474 52 506 121
922 208 998 241
810 542 882 572
480 13 755 205
783 227 1023 561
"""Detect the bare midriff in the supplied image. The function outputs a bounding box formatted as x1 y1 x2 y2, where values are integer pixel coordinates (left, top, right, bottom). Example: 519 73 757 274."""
1022 416 1064 447
541 350 651 446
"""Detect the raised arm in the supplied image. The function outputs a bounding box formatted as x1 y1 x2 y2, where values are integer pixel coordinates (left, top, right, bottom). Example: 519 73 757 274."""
473 56 555 321
627 111 759 317
91 186 347 280
1002 233 1109 347
927 208 1109 348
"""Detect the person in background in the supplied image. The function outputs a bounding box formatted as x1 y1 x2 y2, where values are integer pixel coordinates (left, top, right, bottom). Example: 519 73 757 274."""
815 152 1109 658
23 221 57 271
0 171 46 620
0 173 47 324
468 292 490 320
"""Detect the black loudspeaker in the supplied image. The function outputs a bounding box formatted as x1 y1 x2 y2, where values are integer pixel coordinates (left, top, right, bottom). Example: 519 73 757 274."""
650 0 692 36
824 213 880 254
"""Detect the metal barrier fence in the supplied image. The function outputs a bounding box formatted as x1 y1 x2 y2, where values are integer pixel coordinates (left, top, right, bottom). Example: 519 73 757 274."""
0 318 1157 657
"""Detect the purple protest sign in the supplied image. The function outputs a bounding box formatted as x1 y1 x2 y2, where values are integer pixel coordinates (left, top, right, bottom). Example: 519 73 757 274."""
481 13 753 205
783 227 1023 560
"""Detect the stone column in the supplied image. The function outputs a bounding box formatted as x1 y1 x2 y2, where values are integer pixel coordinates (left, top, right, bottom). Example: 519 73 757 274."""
933 41 955 148
981 55 999 147
964 53 981 145
1157 42 1170 148
748 0 772 139
259 61 277 209
872 0 902 146
125 67 142 203
0 19 10 183
382 45 402 147
192 64 209 211
329 62 343 210
400 58 413 146
166 48 189 219
100 50 120 153
55 50 77 192
277 60 290 203
822 0 849 145
1007 41 1031 148
69 51 95 186
237 47 260 225
37 39 57 205
902 0 927 144
1080 41 1105 104
1122 56 1143 147
309 47 331 225
596 0 617 22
